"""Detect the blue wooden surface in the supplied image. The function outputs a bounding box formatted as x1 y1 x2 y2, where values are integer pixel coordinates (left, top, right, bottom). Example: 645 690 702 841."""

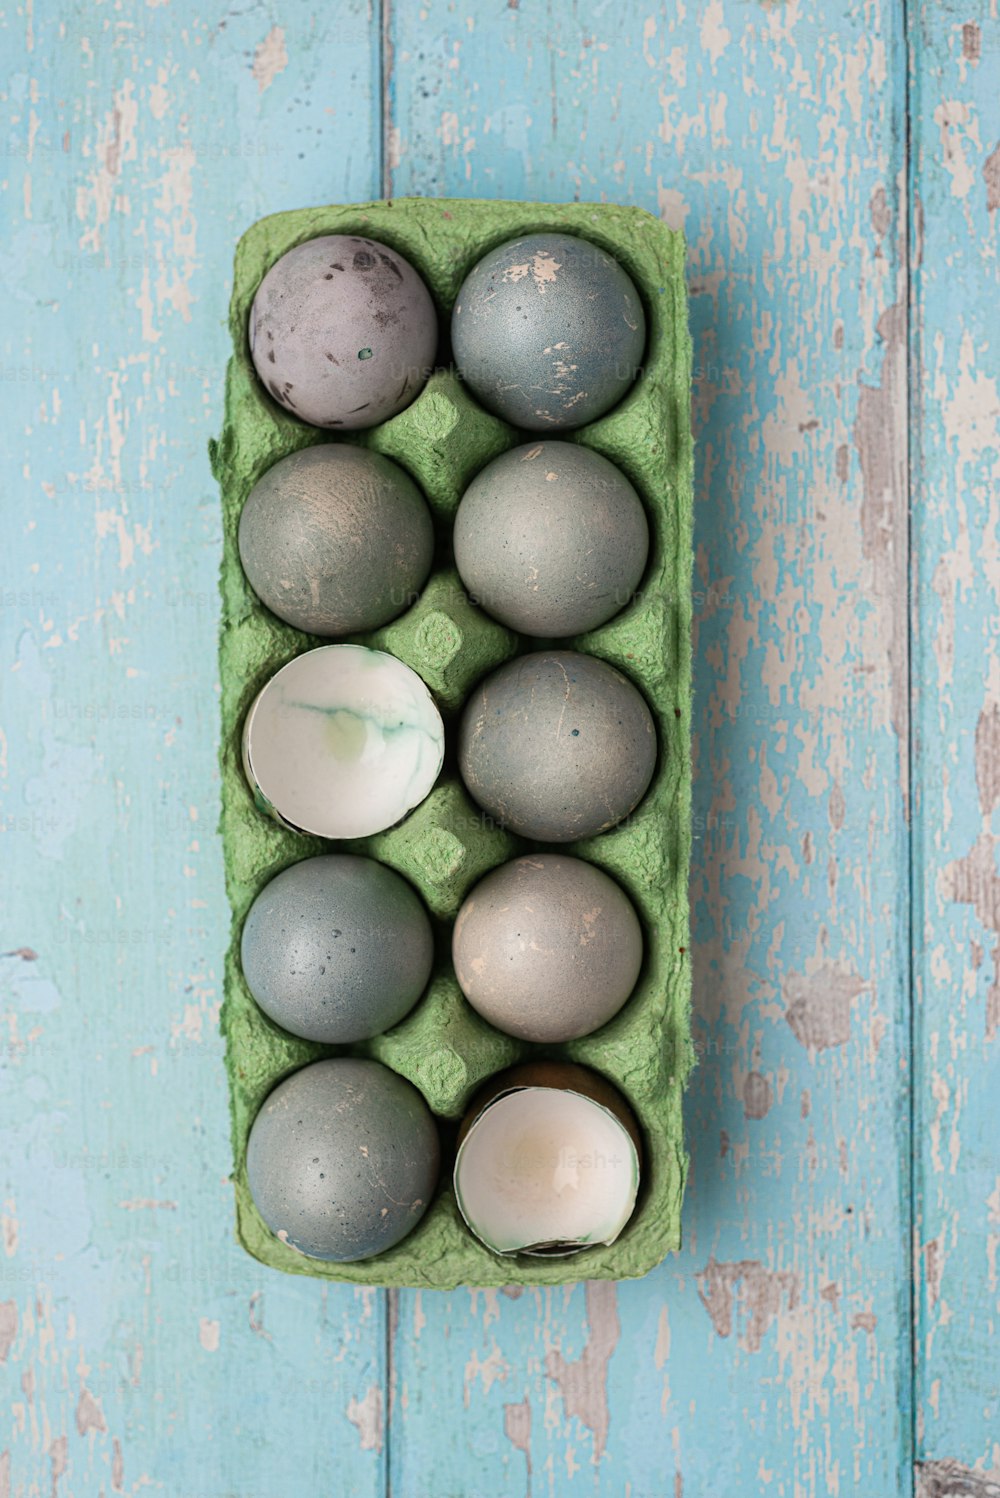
910 5 1000 1485
0 2 996 1495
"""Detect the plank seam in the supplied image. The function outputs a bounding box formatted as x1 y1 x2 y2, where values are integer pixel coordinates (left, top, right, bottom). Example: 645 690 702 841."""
380 0 393 199
903 0 919 1491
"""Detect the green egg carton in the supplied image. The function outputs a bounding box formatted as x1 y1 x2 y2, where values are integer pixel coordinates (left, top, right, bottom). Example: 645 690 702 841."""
210 197 694 1288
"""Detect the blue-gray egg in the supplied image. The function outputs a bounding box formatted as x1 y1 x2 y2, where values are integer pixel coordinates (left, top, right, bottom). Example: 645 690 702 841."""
250 235 438 429
246 1058 439 1262
241 855 434 1043
453 854 643 1042
238 444 434 636
451 233 646 430
454 441 648 637
458 650 657 842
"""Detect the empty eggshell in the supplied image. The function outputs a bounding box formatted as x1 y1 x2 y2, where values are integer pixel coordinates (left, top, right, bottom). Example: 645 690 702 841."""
242 644 445 839
249 234 438 430
246 1058 439 1262
241 855 434 1043
451 232 646 430
454 1061 641 1257
238 444 434 636
458 650 656 842
453 854 643 1041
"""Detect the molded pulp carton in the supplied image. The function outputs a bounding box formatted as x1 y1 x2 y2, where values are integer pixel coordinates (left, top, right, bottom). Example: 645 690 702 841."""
210 197 694 1288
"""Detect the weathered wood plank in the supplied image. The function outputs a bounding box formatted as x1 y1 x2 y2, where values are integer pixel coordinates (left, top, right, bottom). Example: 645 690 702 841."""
910 2 1000 1481
0 3 387 1493
387 2 913 1494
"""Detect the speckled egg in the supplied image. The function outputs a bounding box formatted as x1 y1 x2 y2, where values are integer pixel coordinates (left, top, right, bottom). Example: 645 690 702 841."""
451 232 646 431
241 855 434 1044
454 441 648 637
249 235 438 430
453 854 643 1042
238 444 434 636
458 650 656 842
246 1058 439 1262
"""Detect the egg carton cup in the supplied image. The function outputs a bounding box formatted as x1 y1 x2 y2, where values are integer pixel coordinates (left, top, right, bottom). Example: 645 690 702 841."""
210 197 694 1288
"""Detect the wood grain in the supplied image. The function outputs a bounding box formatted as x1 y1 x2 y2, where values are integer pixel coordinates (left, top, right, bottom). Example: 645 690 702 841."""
387 2 912 1493
0 0 996 1493
911 2 1000 1483
0 4 387 1494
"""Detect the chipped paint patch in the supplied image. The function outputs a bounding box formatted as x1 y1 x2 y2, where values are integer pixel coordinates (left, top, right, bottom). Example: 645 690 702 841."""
743 1071 773 1119
75 80 139 253
503 251 561 293
75 1387 106 1435
545 1282 618 1463
854 300 909 801
783 965 867 1051
253 26 289 93
0 1302 17 1362
984 144 1000 213
198 1318 220 1353
347 1384 384 1454
933 100 983 200
696 1258 801 1353
503 1397 531 1484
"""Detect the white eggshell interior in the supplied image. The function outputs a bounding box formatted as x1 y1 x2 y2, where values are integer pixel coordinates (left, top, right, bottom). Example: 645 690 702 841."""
242 644 445 839
454 1087 640 1255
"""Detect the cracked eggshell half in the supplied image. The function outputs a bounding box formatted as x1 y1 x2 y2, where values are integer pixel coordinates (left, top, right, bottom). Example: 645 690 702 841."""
454 1062 642 1257
242 644 445 839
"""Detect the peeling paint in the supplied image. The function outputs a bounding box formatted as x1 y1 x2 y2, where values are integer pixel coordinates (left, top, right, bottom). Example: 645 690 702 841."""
252 26 289 94
984 143 1000 213
0 1302 17 1363
743 1070 773 1119
783 966 867 1051
545 1282 618 1463
197 1318 219 1353
854 299 909 803
696 1258 801 1353
347 1385 384 1454
75 1387 106 1436
503 1397 531 1486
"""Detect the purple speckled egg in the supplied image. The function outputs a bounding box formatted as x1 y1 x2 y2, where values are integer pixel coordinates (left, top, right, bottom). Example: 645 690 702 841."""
250 234 438 430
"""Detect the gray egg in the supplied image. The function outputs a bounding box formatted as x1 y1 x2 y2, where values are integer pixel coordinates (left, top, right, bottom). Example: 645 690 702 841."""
453 854 643 1042
451 232 646 431
458 650 657 842
246 1058 439 1262
454 441 648 637
238 444 434 636
241 855 434 1043
250 234 438 430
